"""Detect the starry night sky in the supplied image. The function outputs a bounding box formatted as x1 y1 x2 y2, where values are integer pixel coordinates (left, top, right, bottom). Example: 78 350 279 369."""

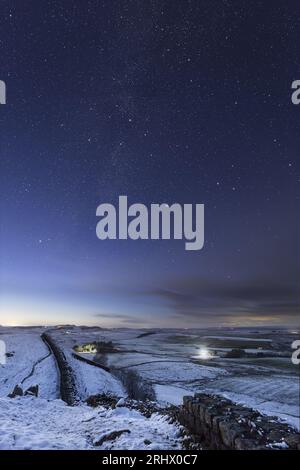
0 1 299 327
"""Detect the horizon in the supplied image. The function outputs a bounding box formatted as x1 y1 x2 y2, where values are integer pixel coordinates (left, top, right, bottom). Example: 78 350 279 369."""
1 322 299 330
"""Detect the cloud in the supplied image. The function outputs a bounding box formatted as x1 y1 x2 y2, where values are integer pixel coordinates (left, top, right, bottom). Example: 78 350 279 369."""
149 276 300 322
93 312 145 325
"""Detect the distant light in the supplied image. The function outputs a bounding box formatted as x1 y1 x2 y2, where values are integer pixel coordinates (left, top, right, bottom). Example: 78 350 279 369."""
198 347 212 360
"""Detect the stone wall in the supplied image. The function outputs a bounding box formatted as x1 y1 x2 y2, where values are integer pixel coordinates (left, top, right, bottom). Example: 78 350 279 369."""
177 393 299 450
72 352 111 372
41 333 78 405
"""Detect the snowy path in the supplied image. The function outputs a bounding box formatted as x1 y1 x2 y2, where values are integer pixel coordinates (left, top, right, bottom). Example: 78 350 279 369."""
0 397 181 450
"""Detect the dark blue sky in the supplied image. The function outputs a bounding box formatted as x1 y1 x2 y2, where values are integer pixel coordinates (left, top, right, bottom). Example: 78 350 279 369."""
0 1 299 327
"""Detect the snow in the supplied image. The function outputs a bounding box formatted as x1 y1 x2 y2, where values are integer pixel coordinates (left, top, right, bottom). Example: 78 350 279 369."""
0 326 298 449
0 396 181 450
21 354 59 399
203 336 273 342
128 360 226 383
107 352 180 368
206 347 275 353
154 385 191 405
66 351 125 399
203 389 300 431
0 330 58 399
0 329 124 402
267 441 289 449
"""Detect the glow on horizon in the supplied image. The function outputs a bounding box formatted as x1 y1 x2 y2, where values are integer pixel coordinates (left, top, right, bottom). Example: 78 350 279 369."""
0 296 120 328
0 295 295 329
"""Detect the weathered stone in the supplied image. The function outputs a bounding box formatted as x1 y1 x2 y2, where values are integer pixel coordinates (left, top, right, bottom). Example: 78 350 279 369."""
94 429 130 446
192 402 199 415
8 385 23 398
196 403 202 416
219 421 241 448
183 396 193 406
25 385 39 397
179 392 299 450
188 414 196 430
235 437 259 450
187 400 193 413
199 404 206 422
284 434 300 449
268 429 286 442
204 409 213 427
195 418 204 437
212 415 222 433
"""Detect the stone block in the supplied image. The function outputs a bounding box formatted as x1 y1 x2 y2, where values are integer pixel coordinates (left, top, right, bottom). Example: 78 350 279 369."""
219 421 242 448
212 415 222 434
183 396 193 406
204 409 213 427
284 434 300 449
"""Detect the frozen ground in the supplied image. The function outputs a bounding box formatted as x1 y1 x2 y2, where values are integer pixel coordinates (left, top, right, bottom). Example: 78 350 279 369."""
0 396 180 450
0 326 299 449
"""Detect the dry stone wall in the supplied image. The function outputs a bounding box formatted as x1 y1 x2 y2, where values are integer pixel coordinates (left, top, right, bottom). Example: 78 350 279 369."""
177 393 300 450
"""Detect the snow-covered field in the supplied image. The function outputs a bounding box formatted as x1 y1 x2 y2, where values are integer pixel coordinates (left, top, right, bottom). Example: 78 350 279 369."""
0 326 299 449
50 326 299 429
64 348 125 400
0 329 58 399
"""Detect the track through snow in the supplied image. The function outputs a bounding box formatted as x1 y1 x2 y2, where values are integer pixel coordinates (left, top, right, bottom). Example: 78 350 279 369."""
0 397 181 450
